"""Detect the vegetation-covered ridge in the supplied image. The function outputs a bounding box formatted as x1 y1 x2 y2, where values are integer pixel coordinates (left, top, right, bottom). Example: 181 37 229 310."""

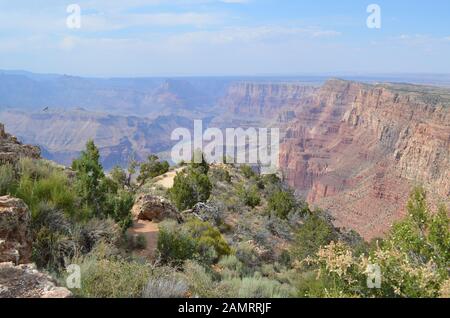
1 140 448 298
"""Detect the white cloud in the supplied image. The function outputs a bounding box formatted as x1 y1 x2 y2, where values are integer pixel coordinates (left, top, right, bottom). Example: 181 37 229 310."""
166 26 341 45
220 0 250 3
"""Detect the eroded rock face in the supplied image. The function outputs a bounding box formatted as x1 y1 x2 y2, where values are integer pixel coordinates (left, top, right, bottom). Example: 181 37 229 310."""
220 79 450 240
220 82 318 116
278 80 450 239
0 262 72 298
0 196 72 298
183 202 221 225
132 195 179 222
0 123 40 164
0 196 32 264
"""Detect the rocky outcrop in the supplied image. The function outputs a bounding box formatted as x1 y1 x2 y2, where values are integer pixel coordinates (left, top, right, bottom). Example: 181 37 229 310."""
278 79 450 239
0 123 40 164
182 202 221 225
0 196 72 298
0 262 71 298
0 196 32 264
132 195 180 222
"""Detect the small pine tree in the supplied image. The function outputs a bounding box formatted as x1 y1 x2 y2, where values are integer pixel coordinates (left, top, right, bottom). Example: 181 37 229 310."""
137 155 170 187
72 140 106 217
267 190 297 219
110 166 127 189
169 168 212 211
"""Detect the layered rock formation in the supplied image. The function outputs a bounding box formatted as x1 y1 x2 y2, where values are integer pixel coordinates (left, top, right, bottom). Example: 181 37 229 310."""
220 82 318 116
0 262 72 298
0 111 191 169
0 195 72 298
0 196 32 264
0 123 40 164
279 79 450 239
217 79 449 239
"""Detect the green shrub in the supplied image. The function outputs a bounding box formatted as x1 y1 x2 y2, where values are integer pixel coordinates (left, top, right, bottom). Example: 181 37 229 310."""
218 255 245 279
32 226 76 270
185 219 231 262
237 184 261 208
70 246 151 298
262 174 281 186
182 261 216 297
295 270 331 298
210 167 232 183
240 165 256 179
104 190 134 231
267 190 296 219
220 276 295 298
157 221 198 265
307 188 450 298
157 219 231 265
13 168 76 218
17 157 53 179
169 168 212 211
137 155 170 186
30 204 76 270
290 212 337 262
109 166 127 189
0 163 16 195
235 241 262 270
76 218 121 254
190 150 210 174
72 140 106 217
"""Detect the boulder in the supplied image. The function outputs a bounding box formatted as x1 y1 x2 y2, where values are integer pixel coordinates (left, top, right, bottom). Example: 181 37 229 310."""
184 202 221 225
0 196 32 264
132 195 179 222
0 262 72 298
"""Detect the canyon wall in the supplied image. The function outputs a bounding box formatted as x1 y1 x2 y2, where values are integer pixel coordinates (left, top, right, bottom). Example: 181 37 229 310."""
0 111 192 169
220 82 318 116
279 79 450 239
218 79 449 239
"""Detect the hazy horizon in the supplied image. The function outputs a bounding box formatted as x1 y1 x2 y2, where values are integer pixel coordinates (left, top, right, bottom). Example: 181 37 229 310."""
1 1 449 77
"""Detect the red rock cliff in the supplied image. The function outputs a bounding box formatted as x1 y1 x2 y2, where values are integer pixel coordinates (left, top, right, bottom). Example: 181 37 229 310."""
2 81 447 241
279 79 450 239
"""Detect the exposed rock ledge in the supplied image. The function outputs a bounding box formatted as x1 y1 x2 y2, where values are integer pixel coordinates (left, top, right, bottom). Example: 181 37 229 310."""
0 196 32 264
0 123 40 164
0 262 72 298
0 195 71 298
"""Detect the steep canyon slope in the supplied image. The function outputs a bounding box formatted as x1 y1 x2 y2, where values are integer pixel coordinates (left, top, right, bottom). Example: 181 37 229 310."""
1 75 448 239
226 79 449 239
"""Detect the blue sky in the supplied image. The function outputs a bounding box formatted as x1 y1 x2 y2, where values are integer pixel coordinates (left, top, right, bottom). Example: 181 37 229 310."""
0 0 449 77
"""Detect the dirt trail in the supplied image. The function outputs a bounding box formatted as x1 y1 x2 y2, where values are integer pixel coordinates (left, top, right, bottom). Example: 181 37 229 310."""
129 167 184 259
153 167 184 189
128 220 159 259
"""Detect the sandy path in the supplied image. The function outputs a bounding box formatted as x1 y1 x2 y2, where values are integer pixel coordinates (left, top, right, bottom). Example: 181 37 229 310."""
153 167 184 189
128 220 159 259
128 167 184 259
